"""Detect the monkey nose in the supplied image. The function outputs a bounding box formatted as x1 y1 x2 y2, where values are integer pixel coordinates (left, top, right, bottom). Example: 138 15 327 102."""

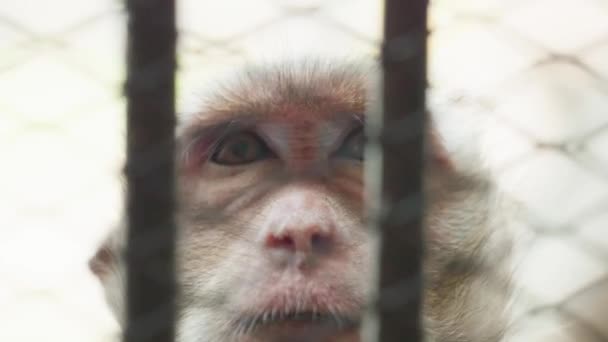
264 222 336 264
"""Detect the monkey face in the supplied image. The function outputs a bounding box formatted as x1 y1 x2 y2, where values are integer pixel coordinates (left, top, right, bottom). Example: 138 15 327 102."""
175 79 371 341
90 61 511 342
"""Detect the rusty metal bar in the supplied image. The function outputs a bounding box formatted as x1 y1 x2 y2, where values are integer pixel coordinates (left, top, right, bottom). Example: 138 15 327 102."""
364 0 429 341
124 0 177 341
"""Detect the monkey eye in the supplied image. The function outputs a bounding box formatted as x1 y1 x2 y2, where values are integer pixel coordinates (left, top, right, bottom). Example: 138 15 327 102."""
211 131 272 165
335 127 365 161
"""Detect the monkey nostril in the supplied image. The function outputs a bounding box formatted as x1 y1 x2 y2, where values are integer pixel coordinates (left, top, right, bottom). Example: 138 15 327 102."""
311 232 322 245
267 235 296 250
311 231 333 253
265 226 334 254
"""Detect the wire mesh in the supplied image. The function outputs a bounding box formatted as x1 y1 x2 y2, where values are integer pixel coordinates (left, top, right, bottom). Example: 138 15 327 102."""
0 0 607 341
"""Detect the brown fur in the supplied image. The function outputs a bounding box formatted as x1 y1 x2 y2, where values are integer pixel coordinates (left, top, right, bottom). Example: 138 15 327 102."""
91 59 512 342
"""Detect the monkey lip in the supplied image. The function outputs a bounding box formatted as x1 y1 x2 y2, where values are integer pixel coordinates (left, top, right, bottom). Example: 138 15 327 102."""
235 310 360 340
235 294 361 335
233 275 363 338
239 311 360 328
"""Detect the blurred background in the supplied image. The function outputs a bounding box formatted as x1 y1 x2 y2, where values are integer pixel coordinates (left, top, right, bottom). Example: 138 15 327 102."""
1 0 607 341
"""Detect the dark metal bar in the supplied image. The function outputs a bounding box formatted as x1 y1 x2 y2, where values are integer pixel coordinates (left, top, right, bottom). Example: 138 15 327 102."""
365 0 429 341
124 0 177 342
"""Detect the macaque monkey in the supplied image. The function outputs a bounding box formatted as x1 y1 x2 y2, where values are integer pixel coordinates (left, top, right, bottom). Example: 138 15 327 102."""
90 60 512 342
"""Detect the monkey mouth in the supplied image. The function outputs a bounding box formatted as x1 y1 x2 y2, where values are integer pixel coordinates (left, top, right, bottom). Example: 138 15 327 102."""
243 310 359 327
232 281 364 338
234 310 360 337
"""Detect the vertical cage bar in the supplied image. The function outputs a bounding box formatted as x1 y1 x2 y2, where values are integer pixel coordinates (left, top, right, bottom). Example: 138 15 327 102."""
124 0 177 342
365 0 429 341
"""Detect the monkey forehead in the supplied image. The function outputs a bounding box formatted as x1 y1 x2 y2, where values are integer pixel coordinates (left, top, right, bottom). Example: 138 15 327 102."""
178 60 375 134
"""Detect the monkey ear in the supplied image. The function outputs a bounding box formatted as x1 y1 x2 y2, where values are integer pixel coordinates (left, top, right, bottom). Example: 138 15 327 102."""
89 244 115 279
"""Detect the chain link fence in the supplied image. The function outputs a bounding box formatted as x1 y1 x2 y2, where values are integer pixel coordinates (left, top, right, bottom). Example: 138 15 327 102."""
1 0 607 341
